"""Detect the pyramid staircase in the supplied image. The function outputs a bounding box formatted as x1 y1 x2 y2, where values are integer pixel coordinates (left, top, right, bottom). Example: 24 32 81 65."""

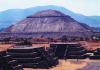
7 47 58 68
0 51 23 70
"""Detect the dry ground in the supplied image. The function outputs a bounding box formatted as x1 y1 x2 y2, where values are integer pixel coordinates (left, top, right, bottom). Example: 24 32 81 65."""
0 44 13 51
80 41 100 50
24 59 100 70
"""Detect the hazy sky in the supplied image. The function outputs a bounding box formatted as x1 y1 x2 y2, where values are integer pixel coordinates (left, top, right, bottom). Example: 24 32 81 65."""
0 0 99 16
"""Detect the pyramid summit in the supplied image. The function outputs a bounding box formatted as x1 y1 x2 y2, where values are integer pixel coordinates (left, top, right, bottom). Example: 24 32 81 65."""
30 9 67 17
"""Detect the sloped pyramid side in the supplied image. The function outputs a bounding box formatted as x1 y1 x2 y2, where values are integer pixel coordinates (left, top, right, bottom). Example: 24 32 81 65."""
4 10 92 33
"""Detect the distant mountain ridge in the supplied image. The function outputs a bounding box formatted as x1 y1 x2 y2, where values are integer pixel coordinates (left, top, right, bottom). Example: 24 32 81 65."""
0 5 100 29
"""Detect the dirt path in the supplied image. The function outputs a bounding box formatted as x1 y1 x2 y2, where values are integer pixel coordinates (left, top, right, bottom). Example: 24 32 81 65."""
24 60 87 70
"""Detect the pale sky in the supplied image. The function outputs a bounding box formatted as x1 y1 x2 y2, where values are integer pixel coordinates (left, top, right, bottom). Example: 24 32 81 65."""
0 0 100 16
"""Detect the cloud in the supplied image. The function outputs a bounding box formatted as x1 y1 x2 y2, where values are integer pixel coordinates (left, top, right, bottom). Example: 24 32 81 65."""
0 0 100 16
